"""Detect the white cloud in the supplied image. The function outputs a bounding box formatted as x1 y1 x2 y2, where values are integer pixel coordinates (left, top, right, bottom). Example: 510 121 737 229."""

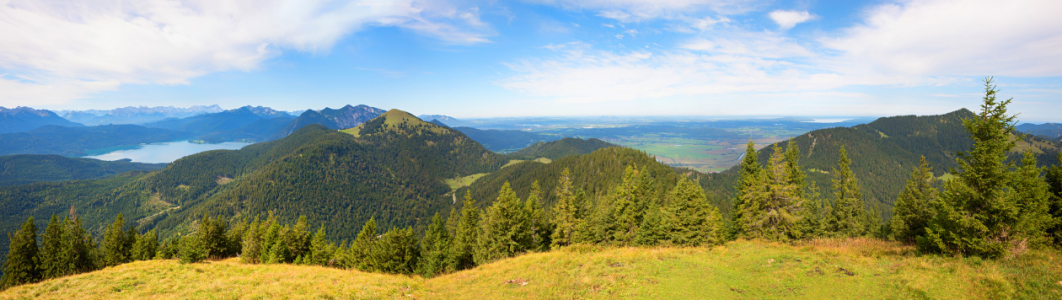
768 10 816 30
0 0 491 105
821 0 1062 77
525 0 764 22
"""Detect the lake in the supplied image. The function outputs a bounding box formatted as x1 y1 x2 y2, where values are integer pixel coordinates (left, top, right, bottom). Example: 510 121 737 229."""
82 140 252 163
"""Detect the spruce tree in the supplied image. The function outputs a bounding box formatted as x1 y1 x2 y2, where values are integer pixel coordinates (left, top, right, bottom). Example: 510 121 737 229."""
795 181 825 239
923 78 1050 257
890 156 939 243
1011 151 1054 247
259 221 281 264
308 225 331 266
39 214 64 280
61 217 95 274
370 227 418 275
101 214 131 267
178 234 207 264
131 229 158 261
826 145 868 237
449 191 480 271
350 217 378 271
611 166 645 246
550 168 579 248
635 200 665 246
741 146 802 241
1 217 39 289
733 140 764 238
226 219 248 257
1047 153 1062 246
475 182 530 264
288 216 311 262
525 181 548 251
241 216 263 263
784 139 806 199
664 178 725 246
417 213 451 277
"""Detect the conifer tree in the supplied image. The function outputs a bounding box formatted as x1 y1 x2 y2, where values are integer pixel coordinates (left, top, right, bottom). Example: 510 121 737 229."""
241 216 263 263
370 227 419 275
445 206 460 238
740 146 803 240
1011 151 1054 247
612 166 645 245
266 236 290 264
923 78 1050 257
159 235 181 260
178 234 207 264
226 219 248 257
101 214 131 267
525 181 548 251
664 178 724 246
795 181 825 239
350 217 378 271
784 139 806 199
308 225 331 266
1 217 39 288
891 156 939 243
131 229 158 261
288 216 311 262
733 140 763 238
1047 153 1062 245
60 217 95 274
417 213 451 277
635 200 665 246
475 182 530 264
259 221 281 264
38 214 64 280
550 168 579 248
199 214 229 259
449 191 480 271
826 145 868 237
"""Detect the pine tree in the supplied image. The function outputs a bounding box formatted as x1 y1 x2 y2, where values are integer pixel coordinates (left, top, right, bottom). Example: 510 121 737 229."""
38 214 64 280
784 139 806 199
449 191 480 271
350 217 378 271
923 78 1047 257
664 177 725 246
61 217 95 274
226 219 248 257
826 145 868 237
131 229 159 261
890 156 939 243
795 181 825 239
101 214 131 267
259 221 281 264
179 234 207 264
1 217 39 289
475 182 530 265
733 140 764 238
266 236 290 264
288 216 311 262
737 146 802 241
199 214 229 259
1011 151 1054 247
417 213 451 277
635 200 665 246
550 168 579 248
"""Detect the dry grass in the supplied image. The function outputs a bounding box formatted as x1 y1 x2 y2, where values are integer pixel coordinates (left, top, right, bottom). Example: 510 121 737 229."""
4 240 1060 299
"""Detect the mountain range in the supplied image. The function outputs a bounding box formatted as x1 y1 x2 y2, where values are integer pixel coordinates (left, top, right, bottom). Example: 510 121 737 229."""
57 105 224 126
0 107 82 134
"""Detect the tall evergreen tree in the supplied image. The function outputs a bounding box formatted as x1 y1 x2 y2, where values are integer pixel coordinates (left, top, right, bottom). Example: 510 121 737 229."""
784 139 806 199
741 145 803 240
1011 151 1054 247
178 234 207 264
101 214 131 267
308 225 331 266
60 217 95 274
349 217 378 271
475 182 530 265
417 213 451 277
525 181 548 251
826 145 868 237
635 200 665 246
891 156 939 243
923 78 1051 257
795 181 826 239
1047 153 1062 246
550 168 579 248
240 216 263 263
449 191 480 271
370 227 419 275
38 214 64 280
664 178 725 246
131 229 159 261
1 217 39 289
611 166 646 246
733 140 764 238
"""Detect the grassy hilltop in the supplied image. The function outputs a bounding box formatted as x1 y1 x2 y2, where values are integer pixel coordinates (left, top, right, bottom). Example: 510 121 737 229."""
4 239 1060 299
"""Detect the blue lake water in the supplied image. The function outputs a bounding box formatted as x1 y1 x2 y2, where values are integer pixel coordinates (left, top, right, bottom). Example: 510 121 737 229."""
82 140 252 164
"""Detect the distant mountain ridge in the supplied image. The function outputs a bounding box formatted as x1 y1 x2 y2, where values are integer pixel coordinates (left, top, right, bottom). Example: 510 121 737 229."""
1018 123 1062 141
0 106 83 134
58 105 224 125
272 104 385 139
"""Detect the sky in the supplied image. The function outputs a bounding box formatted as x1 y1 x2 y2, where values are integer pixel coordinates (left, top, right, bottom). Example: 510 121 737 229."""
0 0 1060 122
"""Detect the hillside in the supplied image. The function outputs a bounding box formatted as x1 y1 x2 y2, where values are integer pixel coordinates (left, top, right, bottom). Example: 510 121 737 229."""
3 239 1058 299
452 126 559 153
0 155 165 187
0 125 188 156
0 110 507 250
507 137 615 160
699 108 1062 218
1019 123 1062 141
272 104 385 139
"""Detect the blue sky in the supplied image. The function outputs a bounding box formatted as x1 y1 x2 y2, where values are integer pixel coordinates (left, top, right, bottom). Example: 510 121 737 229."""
1 0 1060 122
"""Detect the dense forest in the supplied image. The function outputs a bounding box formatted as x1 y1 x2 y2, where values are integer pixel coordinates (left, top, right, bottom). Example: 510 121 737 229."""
0 155 165 187
0 125 189 156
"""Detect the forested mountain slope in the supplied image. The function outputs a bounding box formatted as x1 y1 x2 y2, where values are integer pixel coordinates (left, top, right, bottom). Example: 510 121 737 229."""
0 155 165 187
0 125 188 156
700 108 1062 219
0 107 83 134
0 110 507 255
271 105 385 139
507 137 615 160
